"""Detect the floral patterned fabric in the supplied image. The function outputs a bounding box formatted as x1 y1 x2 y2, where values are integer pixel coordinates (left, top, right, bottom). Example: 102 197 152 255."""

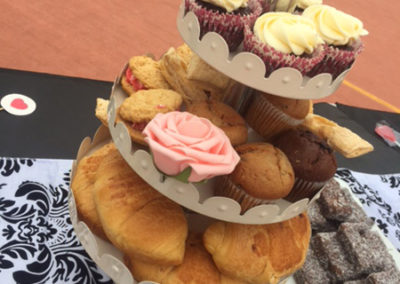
0 158 112 284
336 168 400 252
0 158 399 283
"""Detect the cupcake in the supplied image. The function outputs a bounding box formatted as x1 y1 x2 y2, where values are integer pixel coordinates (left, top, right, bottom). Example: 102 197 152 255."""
272 129 337 202
216 143 295 212
243 12 325 76
245 92 311 140
273 0 322 13
187 99 248 146
184 0 263 51
303 5 368 78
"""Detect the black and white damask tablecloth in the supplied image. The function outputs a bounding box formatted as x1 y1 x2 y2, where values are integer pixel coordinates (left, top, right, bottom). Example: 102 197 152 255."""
0 158 112 284
0 157 399 283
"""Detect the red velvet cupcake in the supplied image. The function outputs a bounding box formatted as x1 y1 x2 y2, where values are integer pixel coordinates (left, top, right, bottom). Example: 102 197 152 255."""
185 0 263 51
243 12 325 76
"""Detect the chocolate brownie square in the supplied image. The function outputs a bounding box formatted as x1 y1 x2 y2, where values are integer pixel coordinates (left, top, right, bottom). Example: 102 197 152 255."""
308 201 338 232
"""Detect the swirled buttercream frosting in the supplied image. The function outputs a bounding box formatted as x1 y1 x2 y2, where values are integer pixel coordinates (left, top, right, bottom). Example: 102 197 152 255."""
201 0 248 13
253 12 323 55
302 4 368 46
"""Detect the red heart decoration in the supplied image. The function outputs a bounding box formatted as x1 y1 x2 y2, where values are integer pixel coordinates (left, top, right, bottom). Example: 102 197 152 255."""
10 98 28 110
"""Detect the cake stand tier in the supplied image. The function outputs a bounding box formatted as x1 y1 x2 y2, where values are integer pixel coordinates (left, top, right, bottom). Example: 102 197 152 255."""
176 3 351 100
107 73 323 225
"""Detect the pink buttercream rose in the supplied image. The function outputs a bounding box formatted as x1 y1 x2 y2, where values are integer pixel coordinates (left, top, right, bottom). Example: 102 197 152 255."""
143 112 240 182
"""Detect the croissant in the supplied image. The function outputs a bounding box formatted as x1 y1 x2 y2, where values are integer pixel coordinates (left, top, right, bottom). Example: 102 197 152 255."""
203 213 311 284
125 233 245 284
71 143 115 239
93 148 187 265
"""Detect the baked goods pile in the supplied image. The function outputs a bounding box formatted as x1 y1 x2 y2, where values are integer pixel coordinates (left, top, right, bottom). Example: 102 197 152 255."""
71 143 312 283
69 1 391 283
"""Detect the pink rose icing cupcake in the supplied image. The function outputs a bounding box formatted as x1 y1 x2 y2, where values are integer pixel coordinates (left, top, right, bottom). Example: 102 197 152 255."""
185 0 263 51
243 12 325 76
143 112 240 183
303 5 368 78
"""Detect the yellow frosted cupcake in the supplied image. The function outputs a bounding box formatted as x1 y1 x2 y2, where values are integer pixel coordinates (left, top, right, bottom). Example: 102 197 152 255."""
304 4 368 78
243 12 325 76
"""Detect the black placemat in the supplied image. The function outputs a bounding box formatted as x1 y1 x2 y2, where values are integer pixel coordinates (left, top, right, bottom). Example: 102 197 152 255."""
0 68 112 159
314 103 400 174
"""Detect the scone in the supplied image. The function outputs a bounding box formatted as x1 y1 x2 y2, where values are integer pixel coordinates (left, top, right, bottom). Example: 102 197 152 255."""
118 89 183 145
203 213 311 284
125 233 246 284
120 55 170 95
71 143 115 240
93 148 188 265
187 100 248 146
216 143 294 212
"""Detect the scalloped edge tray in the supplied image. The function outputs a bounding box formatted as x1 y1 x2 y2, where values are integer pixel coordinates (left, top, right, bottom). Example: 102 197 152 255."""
176 2 351 99
68 125 296 284
107 74 323 225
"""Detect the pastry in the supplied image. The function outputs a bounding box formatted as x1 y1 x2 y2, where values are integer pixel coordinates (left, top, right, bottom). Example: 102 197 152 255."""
301 113 374 158
95 98 109 127
304 4 368 78
159 46 227 105
187 53 232 90
272 129 337 201
93 148 188 265
243 11 325 76
184 0 263 51
215 142 294 212
125 233 228 283
203 213 311 284
71 143 115 239
245 92 311 140
120 55 170 95
118 89 183 145
187 100 248 146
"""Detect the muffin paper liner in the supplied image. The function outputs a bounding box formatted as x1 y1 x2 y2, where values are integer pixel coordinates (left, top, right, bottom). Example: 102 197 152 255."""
215 175 277 213
245 92 304 140
308 41 364 79
285 178 327 202
243 24 326 76
185 0 262 51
